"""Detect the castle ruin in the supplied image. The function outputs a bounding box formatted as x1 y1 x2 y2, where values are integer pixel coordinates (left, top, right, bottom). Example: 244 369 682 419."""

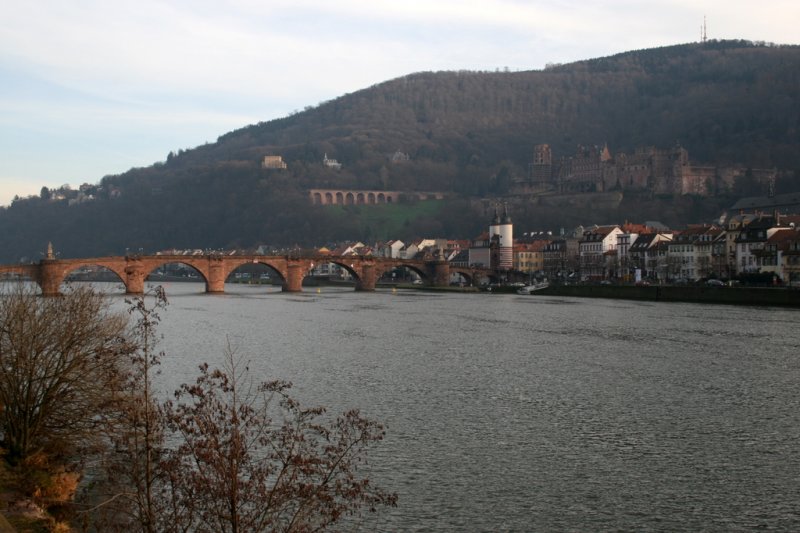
526 143 776 196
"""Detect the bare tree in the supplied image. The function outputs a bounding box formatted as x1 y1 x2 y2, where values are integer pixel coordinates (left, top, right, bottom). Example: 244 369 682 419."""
89 287 177 533
0 285 132 465
162 349 397 532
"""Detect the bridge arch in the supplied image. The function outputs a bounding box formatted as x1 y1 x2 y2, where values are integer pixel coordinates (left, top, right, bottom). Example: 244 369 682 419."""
345 192 355 205
0 265 39 292
368 192 376 204
312 192 322 204
325 192 333 204
335 192 344 205
222 259 288 286
143 260 209 289
379 262 429 284
323 259 362 282
27 259 130 295
449 268 475 286
61 263 127 291
0 265 37 281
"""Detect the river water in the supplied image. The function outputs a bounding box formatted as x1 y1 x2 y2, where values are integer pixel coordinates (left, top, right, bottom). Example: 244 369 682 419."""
113 282 800 531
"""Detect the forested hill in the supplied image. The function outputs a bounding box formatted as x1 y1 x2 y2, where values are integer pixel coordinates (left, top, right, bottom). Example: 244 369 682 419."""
2 40 800 262
191 39 800 192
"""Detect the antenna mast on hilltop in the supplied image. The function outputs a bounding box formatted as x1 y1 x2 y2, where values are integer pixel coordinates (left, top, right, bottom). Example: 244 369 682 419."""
701 16 707 43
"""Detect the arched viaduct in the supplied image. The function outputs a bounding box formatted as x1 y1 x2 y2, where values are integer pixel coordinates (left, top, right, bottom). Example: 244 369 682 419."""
0 255 493 296
308 189 447 206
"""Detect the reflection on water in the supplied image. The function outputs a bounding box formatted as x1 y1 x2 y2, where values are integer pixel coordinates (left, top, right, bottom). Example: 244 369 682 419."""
14 281 800 531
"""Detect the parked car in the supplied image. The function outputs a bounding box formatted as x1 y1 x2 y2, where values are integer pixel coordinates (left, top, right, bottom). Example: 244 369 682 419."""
706 279 725 287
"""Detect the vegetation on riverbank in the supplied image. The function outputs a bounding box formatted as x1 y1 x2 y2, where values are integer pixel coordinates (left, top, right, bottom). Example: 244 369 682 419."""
0 285 396 531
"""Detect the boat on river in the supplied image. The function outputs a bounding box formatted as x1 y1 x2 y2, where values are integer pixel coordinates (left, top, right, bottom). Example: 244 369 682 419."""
516 282 549 295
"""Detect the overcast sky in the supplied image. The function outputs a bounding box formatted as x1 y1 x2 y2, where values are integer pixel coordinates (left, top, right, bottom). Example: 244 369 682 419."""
1 0 797 205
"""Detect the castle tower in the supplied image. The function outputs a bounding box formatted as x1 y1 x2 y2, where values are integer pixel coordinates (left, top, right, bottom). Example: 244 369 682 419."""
531 144 552 185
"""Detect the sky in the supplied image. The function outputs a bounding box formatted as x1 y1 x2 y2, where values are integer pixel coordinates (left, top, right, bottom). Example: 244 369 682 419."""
1 1 798 206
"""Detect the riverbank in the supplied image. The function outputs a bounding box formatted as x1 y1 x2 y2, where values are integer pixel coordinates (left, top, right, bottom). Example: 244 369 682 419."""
532 284 800 307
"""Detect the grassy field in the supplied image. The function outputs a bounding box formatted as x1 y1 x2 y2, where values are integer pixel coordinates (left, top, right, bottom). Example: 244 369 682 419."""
324 200 446 241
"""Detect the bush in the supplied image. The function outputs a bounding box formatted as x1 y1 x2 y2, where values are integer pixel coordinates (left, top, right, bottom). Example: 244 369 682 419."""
0 285 132 464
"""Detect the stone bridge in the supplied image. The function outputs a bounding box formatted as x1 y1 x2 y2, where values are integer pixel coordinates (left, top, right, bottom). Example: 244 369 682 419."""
0 254 494 296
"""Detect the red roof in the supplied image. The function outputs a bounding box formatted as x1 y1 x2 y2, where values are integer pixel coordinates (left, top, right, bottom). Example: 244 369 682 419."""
769 228 800 247
621 222 650 234
593 225 620 236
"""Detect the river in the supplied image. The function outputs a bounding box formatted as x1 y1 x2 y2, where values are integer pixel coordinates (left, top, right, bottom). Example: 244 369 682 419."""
112 282 800 531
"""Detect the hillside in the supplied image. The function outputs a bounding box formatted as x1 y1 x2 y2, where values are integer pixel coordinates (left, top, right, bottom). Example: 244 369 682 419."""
2 40 800 262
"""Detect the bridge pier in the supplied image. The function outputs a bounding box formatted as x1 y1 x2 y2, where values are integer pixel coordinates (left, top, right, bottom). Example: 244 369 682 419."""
355 262 376 292
39 260 63 297
433 260 450 287
124 259 146 294
206 257 226 293
282 262 305 292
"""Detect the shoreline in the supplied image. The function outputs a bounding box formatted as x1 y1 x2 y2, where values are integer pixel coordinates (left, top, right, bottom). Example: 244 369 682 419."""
531 284 800 308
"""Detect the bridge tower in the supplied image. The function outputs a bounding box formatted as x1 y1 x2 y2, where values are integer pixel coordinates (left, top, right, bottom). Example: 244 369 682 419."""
489 204 513 272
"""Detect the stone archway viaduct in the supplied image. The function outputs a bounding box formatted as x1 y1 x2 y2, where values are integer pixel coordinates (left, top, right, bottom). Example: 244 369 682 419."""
309 189 447 206
0 254 493 296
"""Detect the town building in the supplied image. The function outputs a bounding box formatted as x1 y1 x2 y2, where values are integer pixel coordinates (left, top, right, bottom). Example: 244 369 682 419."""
513 241 548 275
579 225 622 280
734 216 781 275
718 213 754 278
628 232 673 281
780 231 800 287
377 240 404 259
542 238 579 281
262 155 288 169
468 232 491 268
616 222 651 281
665 225 720 281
